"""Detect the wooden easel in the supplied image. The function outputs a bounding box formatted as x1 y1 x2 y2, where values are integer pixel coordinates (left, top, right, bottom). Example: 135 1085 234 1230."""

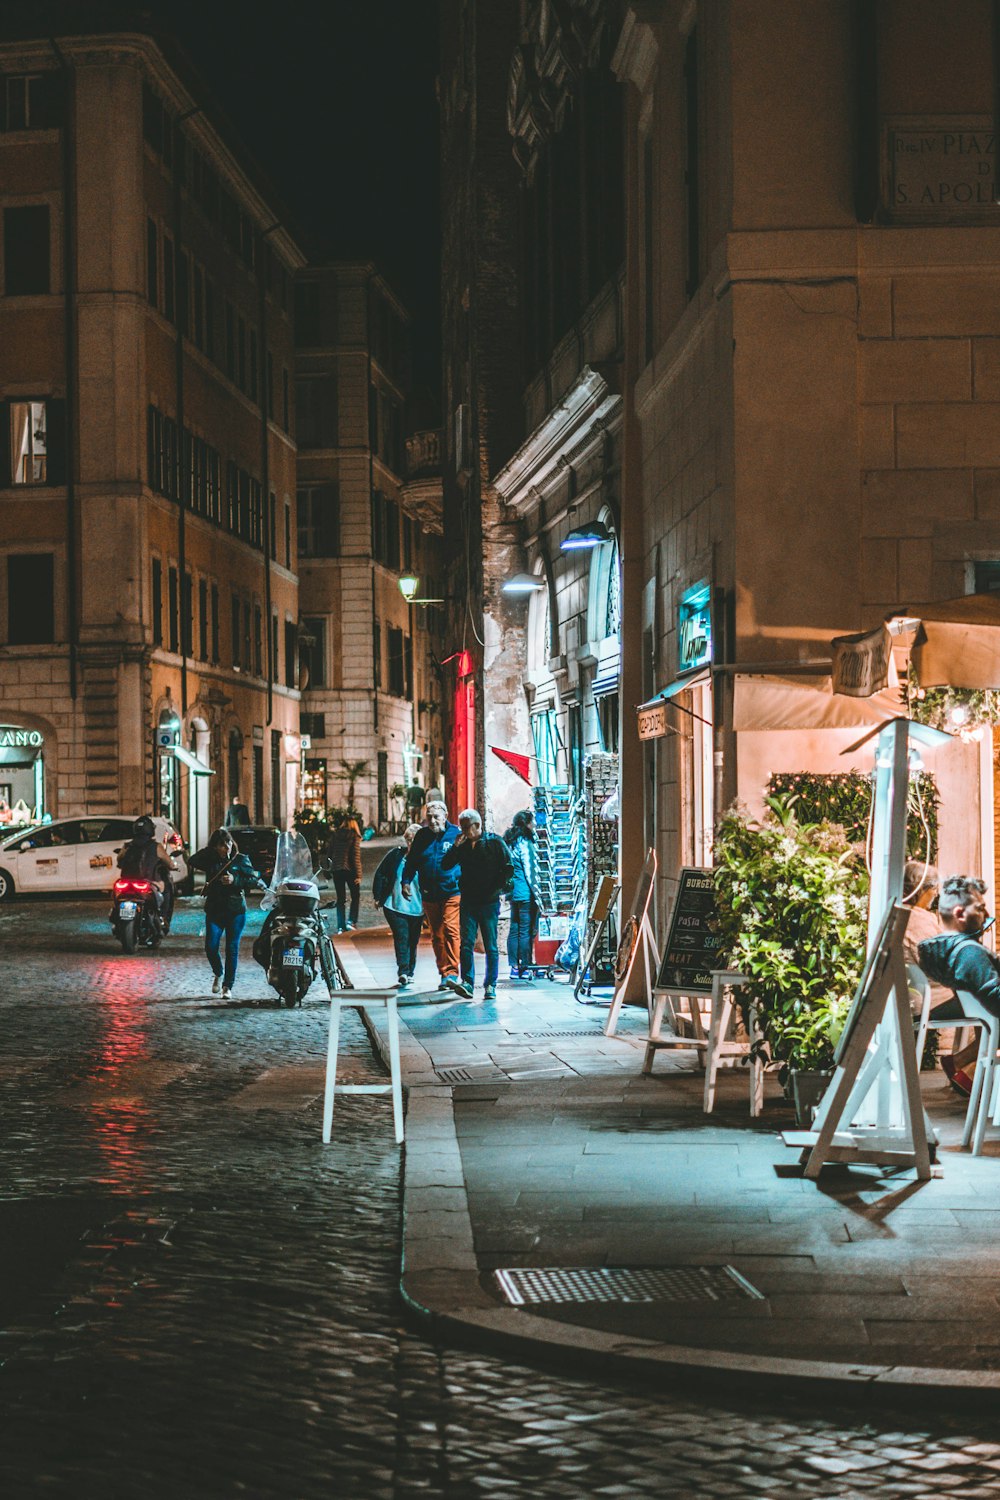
783 902 933 1180
604 849 659 1037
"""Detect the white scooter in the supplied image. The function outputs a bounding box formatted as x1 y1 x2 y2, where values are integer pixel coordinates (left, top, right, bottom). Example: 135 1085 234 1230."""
255 831 348 1006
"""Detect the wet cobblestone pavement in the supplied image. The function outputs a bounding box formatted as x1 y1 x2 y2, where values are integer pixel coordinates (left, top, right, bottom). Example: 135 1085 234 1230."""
3 900 1000 1498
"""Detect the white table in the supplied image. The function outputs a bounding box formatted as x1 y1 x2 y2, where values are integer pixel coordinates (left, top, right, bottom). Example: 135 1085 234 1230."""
323 989 404 1144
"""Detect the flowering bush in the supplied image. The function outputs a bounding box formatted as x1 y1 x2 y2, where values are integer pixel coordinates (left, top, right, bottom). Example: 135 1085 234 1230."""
712 796 869 1075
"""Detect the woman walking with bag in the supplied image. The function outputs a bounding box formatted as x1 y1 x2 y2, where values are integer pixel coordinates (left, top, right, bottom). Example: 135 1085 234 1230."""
372 822 424 987
325 811 363 932
189 828 267 997
504 809 542 979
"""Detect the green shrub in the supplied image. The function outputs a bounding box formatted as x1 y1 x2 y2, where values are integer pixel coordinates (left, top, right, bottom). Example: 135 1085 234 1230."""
713 796 869 1076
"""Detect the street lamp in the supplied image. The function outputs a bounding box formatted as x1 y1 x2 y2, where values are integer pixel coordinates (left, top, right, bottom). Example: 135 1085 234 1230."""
561 519 611 551
397 575 445 604
501 572 546 595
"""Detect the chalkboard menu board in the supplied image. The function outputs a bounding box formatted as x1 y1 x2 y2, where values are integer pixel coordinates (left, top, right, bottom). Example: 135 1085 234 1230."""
656 868 721 993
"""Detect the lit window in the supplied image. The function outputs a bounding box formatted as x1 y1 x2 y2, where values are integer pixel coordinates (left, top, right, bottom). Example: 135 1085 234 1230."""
10 401 46 484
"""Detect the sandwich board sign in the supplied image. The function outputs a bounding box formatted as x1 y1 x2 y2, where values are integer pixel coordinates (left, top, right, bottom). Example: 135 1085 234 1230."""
656 867 720 994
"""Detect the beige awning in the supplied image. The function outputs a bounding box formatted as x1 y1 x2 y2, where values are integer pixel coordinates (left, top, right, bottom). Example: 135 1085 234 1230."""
903 593 1000 690
732 674 905 732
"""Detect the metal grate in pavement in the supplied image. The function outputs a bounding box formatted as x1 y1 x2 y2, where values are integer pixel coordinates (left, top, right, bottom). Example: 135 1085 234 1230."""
434 1065 506 1084
492 1264 763 1306
523 1029 604 1038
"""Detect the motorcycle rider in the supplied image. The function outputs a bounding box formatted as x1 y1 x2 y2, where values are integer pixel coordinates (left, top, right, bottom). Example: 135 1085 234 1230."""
117 815 174 932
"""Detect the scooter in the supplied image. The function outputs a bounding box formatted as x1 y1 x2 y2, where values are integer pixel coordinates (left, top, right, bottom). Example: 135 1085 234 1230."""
110 877 163 954
255 832 349 1007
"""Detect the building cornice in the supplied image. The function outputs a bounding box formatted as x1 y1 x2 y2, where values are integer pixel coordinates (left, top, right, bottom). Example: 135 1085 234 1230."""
0 32 307 269
494 367 621 516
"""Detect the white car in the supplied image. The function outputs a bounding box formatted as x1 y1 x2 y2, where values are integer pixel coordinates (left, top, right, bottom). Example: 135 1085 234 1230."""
0 815 188 900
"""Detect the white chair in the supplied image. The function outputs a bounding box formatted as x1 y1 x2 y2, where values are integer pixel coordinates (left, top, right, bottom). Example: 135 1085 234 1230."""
915 976 1000 1156
954 991 1000 1156
322 989 404 1145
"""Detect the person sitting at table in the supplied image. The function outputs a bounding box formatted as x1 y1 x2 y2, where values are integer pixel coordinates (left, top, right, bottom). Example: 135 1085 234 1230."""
917 874 1000 1096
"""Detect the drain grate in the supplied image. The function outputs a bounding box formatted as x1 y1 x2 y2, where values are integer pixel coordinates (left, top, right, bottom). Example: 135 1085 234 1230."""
434 1065 506 1084
523 1029 604 1039
493 1264 762 1306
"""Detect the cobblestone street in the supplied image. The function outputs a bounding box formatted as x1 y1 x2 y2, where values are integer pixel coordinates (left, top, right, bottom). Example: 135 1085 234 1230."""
2 900 1000 1499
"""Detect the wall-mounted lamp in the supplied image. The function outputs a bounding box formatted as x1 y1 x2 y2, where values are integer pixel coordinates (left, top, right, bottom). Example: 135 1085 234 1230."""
502 572 546 596
561 519 612 551
398 575 445 605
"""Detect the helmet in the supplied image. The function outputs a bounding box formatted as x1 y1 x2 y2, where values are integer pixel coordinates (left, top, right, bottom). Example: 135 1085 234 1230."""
133 815 155 838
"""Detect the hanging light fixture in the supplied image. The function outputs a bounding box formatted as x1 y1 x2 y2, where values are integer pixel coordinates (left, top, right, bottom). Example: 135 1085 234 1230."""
561 519 611 551
502 572 546 595
398 574 420 602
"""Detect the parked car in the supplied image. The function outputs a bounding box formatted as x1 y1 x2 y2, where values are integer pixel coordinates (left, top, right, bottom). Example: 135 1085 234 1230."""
0 815 188 900
229 825 280 884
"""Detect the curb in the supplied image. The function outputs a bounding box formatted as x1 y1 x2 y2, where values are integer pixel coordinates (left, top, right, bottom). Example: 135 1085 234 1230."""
358 1001 1000 1405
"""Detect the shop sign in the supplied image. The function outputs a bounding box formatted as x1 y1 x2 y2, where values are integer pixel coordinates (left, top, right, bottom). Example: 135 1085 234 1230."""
831 625 891 698
677 582 712 674
637 702 668 740
885 118 998 215
0 728 43 749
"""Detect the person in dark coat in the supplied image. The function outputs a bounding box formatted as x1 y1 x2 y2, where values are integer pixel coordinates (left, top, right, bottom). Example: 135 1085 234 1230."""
225 795 251 828
325 811 363 931
117 814 174 931
441 808 514 1002
188 827 266 997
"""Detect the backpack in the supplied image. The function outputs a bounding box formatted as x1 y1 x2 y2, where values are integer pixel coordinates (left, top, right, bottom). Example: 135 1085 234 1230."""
372 846 403 906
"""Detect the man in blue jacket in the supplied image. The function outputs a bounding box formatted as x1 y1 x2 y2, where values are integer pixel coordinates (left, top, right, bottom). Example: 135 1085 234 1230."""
401 801 462 990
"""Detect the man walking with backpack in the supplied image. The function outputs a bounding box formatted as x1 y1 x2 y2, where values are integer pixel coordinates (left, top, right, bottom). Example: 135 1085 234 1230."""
440 808 514 1002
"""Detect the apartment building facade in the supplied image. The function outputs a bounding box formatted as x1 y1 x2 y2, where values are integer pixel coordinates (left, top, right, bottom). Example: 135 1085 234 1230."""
295 264 444 828
0 31 305 846
615 0 1000 925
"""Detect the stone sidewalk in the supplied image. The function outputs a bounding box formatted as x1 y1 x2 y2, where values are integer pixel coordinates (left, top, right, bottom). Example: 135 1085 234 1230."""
339 926 1000 1396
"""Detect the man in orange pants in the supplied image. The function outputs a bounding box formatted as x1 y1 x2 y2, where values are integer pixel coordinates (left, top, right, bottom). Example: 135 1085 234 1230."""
401 801 462 990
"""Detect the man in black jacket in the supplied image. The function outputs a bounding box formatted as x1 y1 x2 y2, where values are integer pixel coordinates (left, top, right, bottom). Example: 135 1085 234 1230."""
440 808 513 1001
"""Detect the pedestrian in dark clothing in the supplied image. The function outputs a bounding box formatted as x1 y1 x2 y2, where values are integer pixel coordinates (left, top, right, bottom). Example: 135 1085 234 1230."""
118 814 174 931
225 795 251 828
373 823 424 986
326 811 363 931
504 808 542 978
405 782 426 820
441 808 514 1001
189 828 266 997
401 801 462 985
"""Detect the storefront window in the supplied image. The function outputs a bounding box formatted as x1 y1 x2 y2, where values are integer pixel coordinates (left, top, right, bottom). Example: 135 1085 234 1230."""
302 757 327 814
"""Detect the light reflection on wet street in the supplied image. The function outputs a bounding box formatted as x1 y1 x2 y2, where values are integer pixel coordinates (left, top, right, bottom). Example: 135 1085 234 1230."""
2 899 1000 1499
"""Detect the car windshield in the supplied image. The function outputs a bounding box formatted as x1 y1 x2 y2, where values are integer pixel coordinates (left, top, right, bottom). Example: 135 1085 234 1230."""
261 830 315 910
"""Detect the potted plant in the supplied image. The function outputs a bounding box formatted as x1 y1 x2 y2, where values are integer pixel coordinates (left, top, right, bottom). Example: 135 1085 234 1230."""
713 795 869 1123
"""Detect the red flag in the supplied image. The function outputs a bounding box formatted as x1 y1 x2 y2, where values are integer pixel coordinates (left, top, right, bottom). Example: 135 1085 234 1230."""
491 747 532 785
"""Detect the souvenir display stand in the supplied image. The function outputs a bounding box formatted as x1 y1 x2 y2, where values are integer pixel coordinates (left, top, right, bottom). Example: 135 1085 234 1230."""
574 874 621 999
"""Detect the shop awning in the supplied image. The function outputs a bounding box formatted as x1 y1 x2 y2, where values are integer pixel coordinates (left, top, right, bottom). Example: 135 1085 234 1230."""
901 593 1000 690
169 746 216 775
637 667 710 712
732 674 905 732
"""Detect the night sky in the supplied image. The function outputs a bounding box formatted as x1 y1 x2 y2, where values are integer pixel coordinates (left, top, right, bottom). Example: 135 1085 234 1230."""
87 1 442 392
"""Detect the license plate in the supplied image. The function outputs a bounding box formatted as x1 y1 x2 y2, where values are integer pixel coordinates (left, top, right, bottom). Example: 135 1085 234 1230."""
118 902 137 918
282 949 304 967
